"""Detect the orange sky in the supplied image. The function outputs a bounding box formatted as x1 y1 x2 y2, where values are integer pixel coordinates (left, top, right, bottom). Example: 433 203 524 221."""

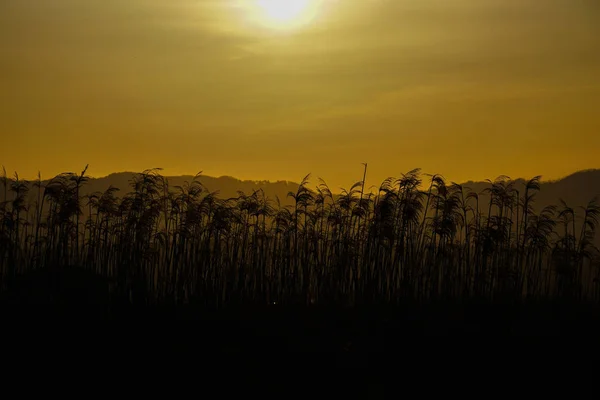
1 0 599 188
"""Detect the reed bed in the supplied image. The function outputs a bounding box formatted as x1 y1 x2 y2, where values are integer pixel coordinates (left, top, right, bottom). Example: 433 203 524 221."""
1 166 599 307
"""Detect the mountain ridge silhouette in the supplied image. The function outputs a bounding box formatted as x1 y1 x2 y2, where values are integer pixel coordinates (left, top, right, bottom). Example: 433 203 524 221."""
3 168 599 209
88 168 600 203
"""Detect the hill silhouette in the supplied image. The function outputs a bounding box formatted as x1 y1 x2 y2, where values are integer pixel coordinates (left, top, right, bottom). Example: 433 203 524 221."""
84 172 301 205
6 168 597 207
461 169 600 213
84 168 600 206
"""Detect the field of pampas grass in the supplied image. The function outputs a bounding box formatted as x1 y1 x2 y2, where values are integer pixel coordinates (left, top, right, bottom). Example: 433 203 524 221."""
1 166 600 346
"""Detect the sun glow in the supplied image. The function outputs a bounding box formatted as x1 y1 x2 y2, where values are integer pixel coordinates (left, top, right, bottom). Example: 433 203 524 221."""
251 0 322 29
257 0 310 21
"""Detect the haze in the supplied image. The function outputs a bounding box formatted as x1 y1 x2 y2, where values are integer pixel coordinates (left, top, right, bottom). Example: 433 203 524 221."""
1 0 599 188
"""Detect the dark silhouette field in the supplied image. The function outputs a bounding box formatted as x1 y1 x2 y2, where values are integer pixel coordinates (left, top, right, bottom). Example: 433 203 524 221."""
1 166 600 357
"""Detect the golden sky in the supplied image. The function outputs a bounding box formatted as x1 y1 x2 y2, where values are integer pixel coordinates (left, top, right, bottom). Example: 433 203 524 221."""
1 0 599 188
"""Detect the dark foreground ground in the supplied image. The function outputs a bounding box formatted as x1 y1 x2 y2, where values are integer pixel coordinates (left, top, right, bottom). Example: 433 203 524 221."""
4 298 600 345
2 268 600 383
3 298 600 394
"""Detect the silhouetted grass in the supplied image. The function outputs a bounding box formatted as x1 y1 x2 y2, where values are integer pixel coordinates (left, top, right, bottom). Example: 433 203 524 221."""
1 166 599 305
1 166 600 347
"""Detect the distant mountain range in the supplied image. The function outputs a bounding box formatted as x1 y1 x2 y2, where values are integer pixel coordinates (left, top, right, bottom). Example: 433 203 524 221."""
461 169 600 211
84 172 301 203
1 168 599 210
81 169 600 208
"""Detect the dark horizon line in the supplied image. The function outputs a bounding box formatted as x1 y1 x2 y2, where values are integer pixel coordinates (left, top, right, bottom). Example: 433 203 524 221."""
2 166 599 187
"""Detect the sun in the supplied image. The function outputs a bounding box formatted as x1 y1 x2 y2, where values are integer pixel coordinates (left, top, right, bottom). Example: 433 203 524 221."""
249 0 321 30
257 0 311 22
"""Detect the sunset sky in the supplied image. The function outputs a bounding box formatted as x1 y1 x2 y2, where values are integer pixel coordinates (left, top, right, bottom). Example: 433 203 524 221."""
1 0 599 188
